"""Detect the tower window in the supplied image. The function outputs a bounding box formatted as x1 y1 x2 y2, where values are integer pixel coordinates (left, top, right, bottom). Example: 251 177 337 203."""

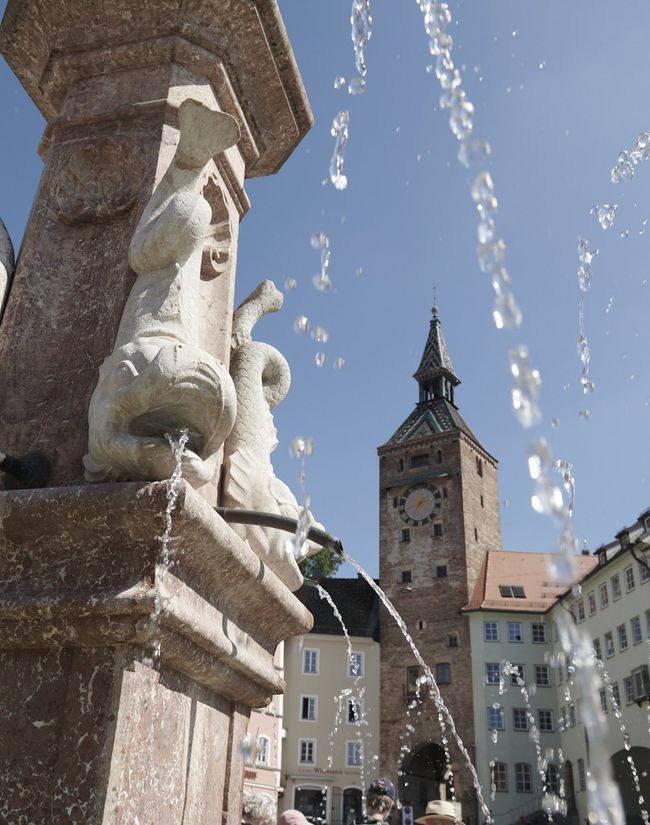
411 453 430 468
433 523 443 538
436 450 442 464
476 458 483 477
401 528 411 543
400 570 412 584
406 666 422 697
474 527 478 542
399 459 404 472
436 663 451 684
447 634 458 648
480 495 484 508
392 497 398 508
417 620 426 631
442 487 448 498
434 564 448 579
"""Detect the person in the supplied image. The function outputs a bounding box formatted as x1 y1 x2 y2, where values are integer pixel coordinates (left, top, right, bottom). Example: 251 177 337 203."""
414 800 463 825
363 777 396 823
278 811 311 825
242 792 277 825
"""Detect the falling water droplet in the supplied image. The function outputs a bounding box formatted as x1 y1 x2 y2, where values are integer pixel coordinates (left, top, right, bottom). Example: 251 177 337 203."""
509 345 542 427
329 110 350 190
458 139 491 168
315 352 326 368
311 325 329 343
578 409 590 420
592 203 618 230
620 228 630 238
334 75 346 89
289 436 314 460
294 315 310 335
605 296 615 314
348 76 366 95
551 417 560 427
355 266 364 277
333 356 345 370
284 277 297 291
313 273 333 292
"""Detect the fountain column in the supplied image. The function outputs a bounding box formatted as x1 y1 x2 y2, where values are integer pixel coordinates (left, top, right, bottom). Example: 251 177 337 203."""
0 2 313 822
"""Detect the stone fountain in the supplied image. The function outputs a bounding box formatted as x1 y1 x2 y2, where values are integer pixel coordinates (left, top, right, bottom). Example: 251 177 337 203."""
0 1 318 821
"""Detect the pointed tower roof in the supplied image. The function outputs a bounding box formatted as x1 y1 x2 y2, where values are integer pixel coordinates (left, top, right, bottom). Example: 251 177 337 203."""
382 296 480 447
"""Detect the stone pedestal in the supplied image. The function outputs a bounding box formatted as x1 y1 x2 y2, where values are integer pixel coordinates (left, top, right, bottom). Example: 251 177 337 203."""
0 480 313 822
0 0 312 494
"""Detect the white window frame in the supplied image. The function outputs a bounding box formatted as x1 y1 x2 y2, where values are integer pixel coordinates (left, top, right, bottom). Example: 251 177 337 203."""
487 706 505 730
515 762 533 793
256 734 270 766
303 648 319 675
507 621 523 643
300 694 318 722
538 709 554 731
599 582 609 608
611 573 622 600
348 651 364 678
347 697 364 725
617 623 628 651
492 761 508 792
483 621 499 642
510 664 525 685
605 631 615 658
485 663 500 685
640 561 650 584
631 616 642 645
346 740 363 767
576 599 585 622
624 676 634 705
587 591 597 616
534 664 550 687
531 623 546 643
624 565 635 593
513 707 528 731
298 738 317 765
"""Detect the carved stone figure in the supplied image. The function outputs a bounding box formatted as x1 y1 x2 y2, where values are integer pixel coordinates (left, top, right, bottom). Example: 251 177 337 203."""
0 217 14 322
222 280 322 591
84 100 240 486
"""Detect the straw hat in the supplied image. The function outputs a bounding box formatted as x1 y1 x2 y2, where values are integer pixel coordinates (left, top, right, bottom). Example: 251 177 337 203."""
414 800 462 825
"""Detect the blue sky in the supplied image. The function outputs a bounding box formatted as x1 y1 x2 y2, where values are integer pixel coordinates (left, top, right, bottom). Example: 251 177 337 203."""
2 1 650 577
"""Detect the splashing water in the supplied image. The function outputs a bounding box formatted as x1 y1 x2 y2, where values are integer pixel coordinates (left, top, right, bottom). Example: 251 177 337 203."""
294 315 310 335
334 75 346 89
554 458 576 518
576 238 597 394
284 277 297 290
344 551 494 823
329 110 350 190
592 203 618 230
311 325 329 343
160 429 189 578
611 131 650 183
311 232 333 291
350 0 372 84
509 345 542 428
333 356 345 370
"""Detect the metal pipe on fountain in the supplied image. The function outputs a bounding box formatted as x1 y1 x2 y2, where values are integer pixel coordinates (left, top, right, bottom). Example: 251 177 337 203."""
214 506 345 557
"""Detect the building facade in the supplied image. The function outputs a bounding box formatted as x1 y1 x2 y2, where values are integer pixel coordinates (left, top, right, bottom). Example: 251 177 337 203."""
280 579 381 825
377 302 501 825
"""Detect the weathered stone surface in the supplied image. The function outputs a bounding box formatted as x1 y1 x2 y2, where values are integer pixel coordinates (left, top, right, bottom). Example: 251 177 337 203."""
0 480 313 822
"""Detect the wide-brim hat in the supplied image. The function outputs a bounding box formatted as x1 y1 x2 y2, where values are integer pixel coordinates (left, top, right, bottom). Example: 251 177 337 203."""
414 800 461 825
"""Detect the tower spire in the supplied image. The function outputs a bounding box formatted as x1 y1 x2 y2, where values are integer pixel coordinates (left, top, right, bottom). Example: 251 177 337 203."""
413 298 459 406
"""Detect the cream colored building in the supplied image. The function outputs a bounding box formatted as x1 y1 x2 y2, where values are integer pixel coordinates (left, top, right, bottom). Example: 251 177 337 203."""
549 509 650 825
281 578 380 825
464 550 597 824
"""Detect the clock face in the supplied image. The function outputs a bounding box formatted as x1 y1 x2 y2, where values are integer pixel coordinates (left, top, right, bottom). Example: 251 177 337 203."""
398 484 442 526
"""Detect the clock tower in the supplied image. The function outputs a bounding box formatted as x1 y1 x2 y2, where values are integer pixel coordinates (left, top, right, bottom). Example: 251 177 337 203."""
377 299 501 825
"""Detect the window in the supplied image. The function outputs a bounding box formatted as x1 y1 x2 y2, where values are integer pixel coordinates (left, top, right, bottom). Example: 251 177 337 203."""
436 450 442 464
256 735 270 766
486 663 500 685
624 565 636 592
587 591 597 615
510 664 525 685
411 453 430 468
436 663 451 684
488 706 504 730
646 608 650 636
640 561 650 583
349 652 364 677
515 763 533 793
480 495 484 508
476 458 483 476
492 761 508 792
295 787 326 820
401 528 411 543
303 649 319 674
617 623 628 651
474 527 479 542
348 698 363 723
406 666 422 697
631 665 650 702
531 623 546 643
433 523 443 538
546 764 560 794
593 638 602 660
417 620 426 631
612 573 622 600
612 682 621 708
576 599 585 622
400 570 412 584
538 709 554 731
299 739 316 764
483 622 499 642
434 564 448 577
568 703 576 727
578 759 586 792
513 708 528 731
508 622 523 643
631 616 642 645
624 676 634 705
498 585 527 598
605 631 615 658
447 634 458 648
346 741 362 767
599 689 608 714
301 696 318 721
599 582 609 608
499 585 512 597
535 665 550 687
392 496 398 508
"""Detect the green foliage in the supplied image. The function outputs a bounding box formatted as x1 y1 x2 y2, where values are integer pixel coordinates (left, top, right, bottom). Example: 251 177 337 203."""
299 546 343 580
